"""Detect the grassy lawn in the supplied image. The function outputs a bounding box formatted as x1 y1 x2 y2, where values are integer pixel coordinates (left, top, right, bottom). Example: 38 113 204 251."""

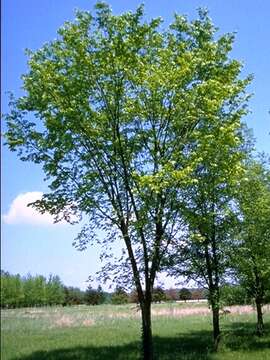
1 303 270 360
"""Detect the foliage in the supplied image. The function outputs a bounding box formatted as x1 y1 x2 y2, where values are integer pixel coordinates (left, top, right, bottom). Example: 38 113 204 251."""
63 286 85 305
1 271 65 308
85 285 106 305
165 288 179 301
1 271 24 308
152 286 167 303
111 286 129 305
46 274 65 305
129 288 139 304
231 158 270 334
179 288 192 302
233 159 270 304
4 2 252 357
220 284 250 306
190 289 207 300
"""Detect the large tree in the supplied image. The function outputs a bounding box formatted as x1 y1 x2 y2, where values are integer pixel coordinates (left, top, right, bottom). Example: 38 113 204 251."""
5 3 250 358
232 159 270 335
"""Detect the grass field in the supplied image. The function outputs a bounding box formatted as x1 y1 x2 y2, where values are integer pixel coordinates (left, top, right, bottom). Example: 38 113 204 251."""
1 303 270 360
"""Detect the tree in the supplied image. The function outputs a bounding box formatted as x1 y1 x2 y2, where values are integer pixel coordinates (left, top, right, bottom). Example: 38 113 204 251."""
129 288 139 304
166 288 178 302
152 286 166 303
179 288 192 302
0 272 24 308
34 275 47 306
111 286 129 305
232 159 270 335
165 33 251 348
46 274 65 305
63 286 85 305
23 274 37 307
220 284 250 306
191 289 207 301
85 284 105 305
5 3 251 358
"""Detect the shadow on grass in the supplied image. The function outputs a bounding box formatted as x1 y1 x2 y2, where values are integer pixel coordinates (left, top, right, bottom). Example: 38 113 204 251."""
10 331 213 360
222 321 270 352
10 324 270 360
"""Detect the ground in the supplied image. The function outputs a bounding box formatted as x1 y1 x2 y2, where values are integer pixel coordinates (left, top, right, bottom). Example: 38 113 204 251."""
1 303 270 359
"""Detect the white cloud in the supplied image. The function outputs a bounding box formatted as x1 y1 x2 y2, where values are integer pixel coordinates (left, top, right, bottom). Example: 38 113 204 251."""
3 192 62 226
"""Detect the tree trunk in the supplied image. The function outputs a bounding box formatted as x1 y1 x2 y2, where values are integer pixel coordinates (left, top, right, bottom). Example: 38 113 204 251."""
255 297 264 336
141 299 154 360
212 304 220 351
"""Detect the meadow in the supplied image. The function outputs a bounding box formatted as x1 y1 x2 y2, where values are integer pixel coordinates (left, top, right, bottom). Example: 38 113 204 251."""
1 303 270 360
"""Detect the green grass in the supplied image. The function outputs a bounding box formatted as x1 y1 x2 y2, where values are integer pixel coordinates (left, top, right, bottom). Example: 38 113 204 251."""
1 303 270 360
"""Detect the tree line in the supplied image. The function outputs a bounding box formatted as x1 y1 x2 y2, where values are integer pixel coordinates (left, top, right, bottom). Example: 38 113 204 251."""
4 2 270 359
1 271 64 308
3 269 266 308
1 270 205 307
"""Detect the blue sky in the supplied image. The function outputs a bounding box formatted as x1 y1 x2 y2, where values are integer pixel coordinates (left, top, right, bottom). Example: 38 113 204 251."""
2 0 269 290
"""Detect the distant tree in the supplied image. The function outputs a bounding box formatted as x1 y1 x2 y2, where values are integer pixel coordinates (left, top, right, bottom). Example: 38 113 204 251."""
166 288 178 302
97 285 106 304
0 271 9 307
179 288 192 302
85 284 105 305
152 286 166 303
34 275 47 306
23 275 36 307
111 286 129 305
63 286 84 305
191 289 206 301
1 271 69 308
46 275 65 305
0 272 24 308
129 288 139 304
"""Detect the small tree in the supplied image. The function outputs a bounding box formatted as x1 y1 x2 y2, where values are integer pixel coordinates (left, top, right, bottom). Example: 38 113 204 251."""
179 288 192 302
167 98 250 350
232 159 270 335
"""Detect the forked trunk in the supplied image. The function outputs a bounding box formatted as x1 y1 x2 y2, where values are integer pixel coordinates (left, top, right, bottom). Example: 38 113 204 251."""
255 297 264 336
141 298 154 360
